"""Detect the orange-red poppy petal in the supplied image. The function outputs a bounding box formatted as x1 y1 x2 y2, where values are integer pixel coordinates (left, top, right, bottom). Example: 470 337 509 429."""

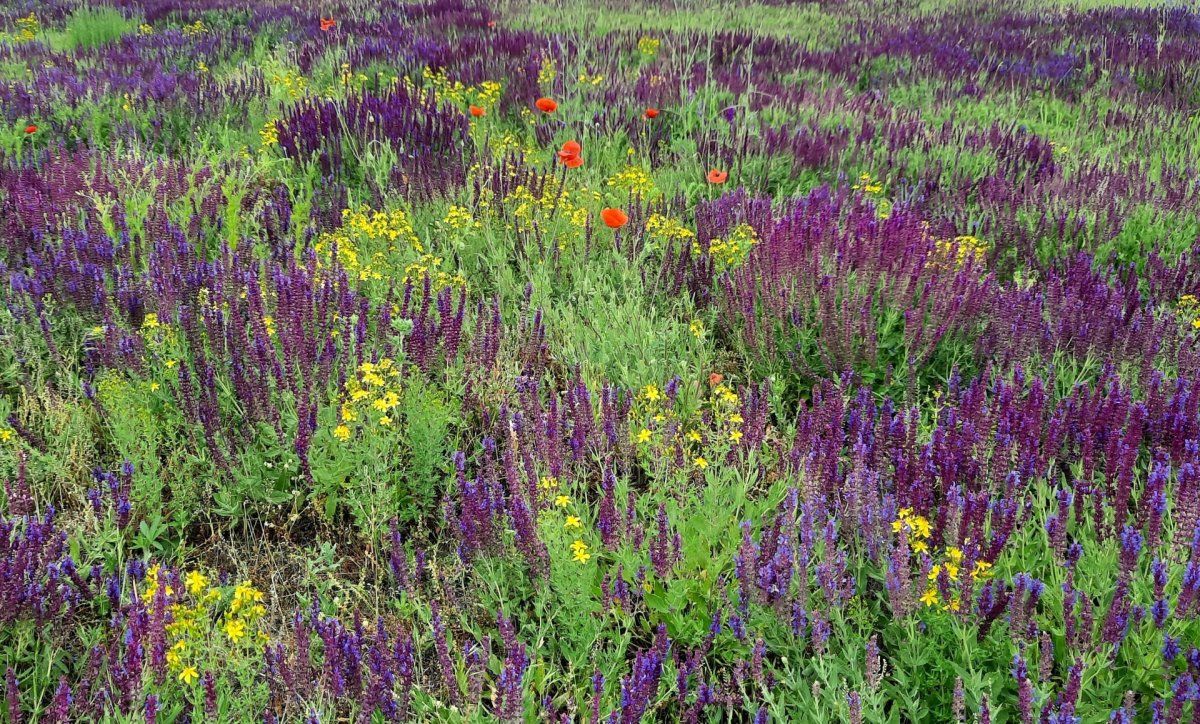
706 168 728 184
600 208 628 229
535 97 558 113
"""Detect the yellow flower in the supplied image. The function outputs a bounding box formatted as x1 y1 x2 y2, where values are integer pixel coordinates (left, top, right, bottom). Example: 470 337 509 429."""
184 571 209 596
224 618 246 643
554 495 570 508
378 416 392 426
636 428 652 444
729 429 743 443
1193 318 1200 330
685 430 702 443
333 424 351 441
540 476 559 490
179 666 199 686
142 313 160 329
0 429 13 442
565 516 582 530
946 547 964 563
571 540 591 564
642 384 661 401
920 588 938 607
912 540 929 554
694 456 709 469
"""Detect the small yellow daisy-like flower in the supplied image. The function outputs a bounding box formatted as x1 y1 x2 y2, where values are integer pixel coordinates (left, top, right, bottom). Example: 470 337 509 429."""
694 456 709 469
142 313 160 329
571 539 591 563
1192 318 1200 330
378 416 392 426
946 547 964 563
165 359 178 369
554 495 570 508
912 540 929 554
540 476 559 490
920 588 938 607
179 666 199 686
636 428 652 444
686 430 702 443
333 425 351 441
184 571 209 596
729 429 743 443
642 384 661 401
564 516 582 530
224 618 246 643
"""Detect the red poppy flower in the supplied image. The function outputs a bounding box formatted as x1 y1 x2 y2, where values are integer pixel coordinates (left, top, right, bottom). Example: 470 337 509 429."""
535 97 558 113
320 17 335 31
709 373 724 386
600 208 628 229
469 105 485 117
24 124 37 135
706 168 728 184
558 141 583 168
644 108 659 119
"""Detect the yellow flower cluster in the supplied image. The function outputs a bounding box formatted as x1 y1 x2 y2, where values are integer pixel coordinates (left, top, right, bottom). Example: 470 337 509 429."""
637 36 661 57
182 20 207 36
697 223 758 271
314 206 425 283
537 56 557 87
607 165 656 197
259 120 279 148
404 254 468 291
645 214 694 242
920 546 993 611
1178 295 1200 330
934 235 988 268
577 72 605 87
270 70 308 100
892 507 932 554
7 13 38 43
441 205 481 232
335 358 403 438
502 177 598 251
420 67 502 110
571 539 591 564
141 567 268 686
709 382 744 445
138 23 154 35
851 172 884 195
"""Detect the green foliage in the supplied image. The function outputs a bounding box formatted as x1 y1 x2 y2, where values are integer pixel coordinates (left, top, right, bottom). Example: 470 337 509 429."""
59 8 139 50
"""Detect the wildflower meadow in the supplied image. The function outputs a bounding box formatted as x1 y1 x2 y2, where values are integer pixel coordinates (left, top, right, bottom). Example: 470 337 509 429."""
2 0 1200 721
